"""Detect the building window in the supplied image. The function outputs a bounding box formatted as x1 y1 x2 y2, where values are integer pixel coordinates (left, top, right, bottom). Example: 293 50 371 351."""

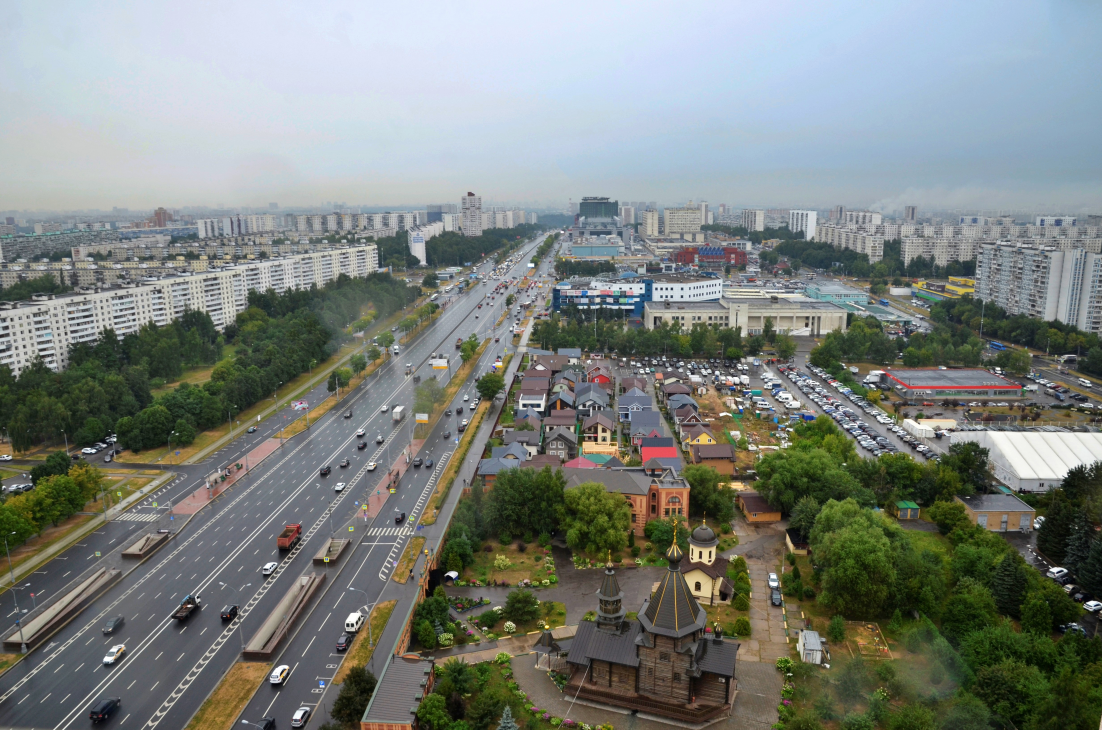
673 673 681 682
659 652 670 662
694 581 701 592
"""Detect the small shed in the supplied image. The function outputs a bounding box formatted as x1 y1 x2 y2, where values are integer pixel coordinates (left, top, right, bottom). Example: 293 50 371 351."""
893 500 920 520
785 528 809 556
797 629 823 665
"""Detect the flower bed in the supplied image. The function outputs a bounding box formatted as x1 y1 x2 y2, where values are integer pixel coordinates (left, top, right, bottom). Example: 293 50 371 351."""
447 595 491 613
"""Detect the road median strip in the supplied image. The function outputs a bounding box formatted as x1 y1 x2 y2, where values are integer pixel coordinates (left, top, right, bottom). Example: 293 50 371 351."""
334 600 397 684
183 661 272 730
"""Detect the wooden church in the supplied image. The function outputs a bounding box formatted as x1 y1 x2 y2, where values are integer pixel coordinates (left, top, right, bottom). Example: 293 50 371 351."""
565 537 740 722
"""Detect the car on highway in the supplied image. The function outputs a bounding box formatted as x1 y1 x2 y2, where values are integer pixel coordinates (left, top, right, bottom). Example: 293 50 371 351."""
412 457 423 468
456 405 463 414
103 615 125 634
380 404 389 413
768 572 780 589
291 706 312 728
358 441 368 450
336 633 351 651
334 482 347 492
395 511 406 524
425 457 434 468
247 426 257 433
458 419 469 432
366 462 377 471
261 561 278 576
102 644 126 666
320 465 331 476
376 434 385 444
443 430 452 439
463 394 470 401
445 408 452 416
340 458 351 468
250 720 275 730
89 697 121 723
270 665 290 685
344 410 353 419
220 605 239 621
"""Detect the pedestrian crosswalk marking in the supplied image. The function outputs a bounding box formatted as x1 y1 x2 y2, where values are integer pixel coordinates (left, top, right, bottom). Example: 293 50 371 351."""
116 512 161 522
365 526 412 536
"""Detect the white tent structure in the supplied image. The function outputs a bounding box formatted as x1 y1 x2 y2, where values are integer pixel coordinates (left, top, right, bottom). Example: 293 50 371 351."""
949 431 1102 492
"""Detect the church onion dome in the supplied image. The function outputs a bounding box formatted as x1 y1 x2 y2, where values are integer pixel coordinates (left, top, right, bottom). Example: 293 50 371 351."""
690 520 718 549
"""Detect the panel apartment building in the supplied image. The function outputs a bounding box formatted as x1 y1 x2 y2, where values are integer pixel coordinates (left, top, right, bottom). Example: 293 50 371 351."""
976 242 1102 334
0 244 379 375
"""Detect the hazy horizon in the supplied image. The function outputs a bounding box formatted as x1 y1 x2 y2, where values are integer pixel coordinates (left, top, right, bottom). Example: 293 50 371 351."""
2 0 1100 213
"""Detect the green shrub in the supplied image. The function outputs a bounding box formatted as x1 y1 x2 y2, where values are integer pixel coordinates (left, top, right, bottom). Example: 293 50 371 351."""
828 615 846 643
729 555 748 574
787 553 797 566
734 594 750 611
498 530 512 545
802 586 816 600
538 532 551 547
631 546 641 557
734 616 751 636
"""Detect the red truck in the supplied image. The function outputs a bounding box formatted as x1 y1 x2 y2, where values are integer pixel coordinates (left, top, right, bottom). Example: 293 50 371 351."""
277 523 302 550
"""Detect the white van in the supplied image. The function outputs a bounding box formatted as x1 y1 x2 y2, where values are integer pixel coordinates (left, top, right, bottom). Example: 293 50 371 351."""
1079 378 1092 388
345 611 366 633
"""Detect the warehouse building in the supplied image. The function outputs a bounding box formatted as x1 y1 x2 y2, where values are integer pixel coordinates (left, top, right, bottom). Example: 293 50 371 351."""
948 430 1102 492
878 368 1022 400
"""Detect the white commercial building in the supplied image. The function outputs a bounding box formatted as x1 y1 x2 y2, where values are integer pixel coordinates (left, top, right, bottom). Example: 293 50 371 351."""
0 243 379 375
742 210 765 232
788 210 818 241
442 213 461 232
948 431 1102 492
975 242 1102 333
1036 216 1077 227
619 205 636 225
461 192 482 237
663 206 703 238
643 297 847 336
640 210 660 237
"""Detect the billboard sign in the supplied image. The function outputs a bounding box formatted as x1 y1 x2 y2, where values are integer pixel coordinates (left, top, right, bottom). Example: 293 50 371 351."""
430 358 449 370
415 413 429 423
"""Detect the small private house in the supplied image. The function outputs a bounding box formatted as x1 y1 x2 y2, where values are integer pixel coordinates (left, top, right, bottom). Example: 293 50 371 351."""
737 491 781 523
557 347 582 364
618 387 651 422
796 630 823 665
641 436 679 463
620 376 648 393
544 426 578 461
661 382 692 403
549 390 575 411
503 429 540 459
682 425 717 449
955 493 1035 532
517 388 549 413
893 501 920 520
582 414 616 444
691 444 736 475
586 364 612 385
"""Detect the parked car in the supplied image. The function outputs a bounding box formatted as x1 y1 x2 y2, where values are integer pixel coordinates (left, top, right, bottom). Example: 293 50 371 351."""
770 589 782 607
336 633 351 652
767 572 780 589
1047 567 1069 581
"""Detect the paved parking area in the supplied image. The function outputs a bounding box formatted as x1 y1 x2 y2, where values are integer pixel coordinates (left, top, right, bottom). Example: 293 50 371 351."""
727 518 790 664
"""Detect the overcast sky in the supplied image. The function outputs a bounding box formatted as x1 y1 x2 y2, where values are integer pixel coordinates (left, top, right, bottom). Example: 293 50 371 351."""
2 0 1100 213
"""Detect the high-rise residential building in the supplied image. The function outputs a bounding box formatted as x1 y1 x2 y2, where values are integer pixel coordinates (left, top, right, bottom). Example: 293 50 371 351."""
742 209 765 232
4 218 14 226
1036 215 1077 227
34 222 68 235
904 206 917 222
788 210 818 241
663 206 703 237
699 201 708 226
619 205 636 225
641 210 660 237
427 203 458 223
829 205 845 222
844 210 882 226
976 242 1102 333
461 192 482 237
441 213 461 232
409 229 427 265
816 226 885 262
0 243 379 375
151 207 173 228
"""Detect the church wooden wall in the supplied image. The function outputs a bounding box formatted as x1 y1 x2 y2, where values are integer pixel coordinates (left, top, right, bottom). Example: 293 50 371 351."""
637 635 692 704
694 672 729 705
611 662 637 693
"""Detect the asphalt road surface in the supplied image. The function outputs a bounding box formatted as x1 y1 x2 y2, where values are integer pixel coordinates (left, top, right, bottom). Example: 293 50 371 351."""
0 234 547 730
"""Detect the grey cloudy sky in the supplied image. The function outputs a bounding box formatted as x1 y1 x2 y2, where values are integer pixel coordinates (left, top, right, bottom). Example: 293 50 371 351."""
2 0 1100 212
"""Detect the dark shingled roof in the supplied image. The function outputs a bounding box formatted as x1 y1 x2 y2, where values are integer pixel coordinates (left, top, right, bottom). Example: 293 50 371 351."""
361 655 434 725
639 540 707 639
695 638 740 677
567 619 642 668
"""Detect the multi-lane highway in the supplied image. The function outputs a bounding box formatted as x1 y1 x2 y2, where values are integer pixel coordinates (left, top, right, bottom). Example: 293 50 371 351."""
0 233 548 730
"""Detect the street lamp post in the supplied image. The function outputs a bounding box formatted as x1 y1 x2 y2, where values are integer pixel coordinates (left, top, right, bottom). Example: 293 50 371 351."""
219 581 252 653
61 430 68 457
4 533 26 653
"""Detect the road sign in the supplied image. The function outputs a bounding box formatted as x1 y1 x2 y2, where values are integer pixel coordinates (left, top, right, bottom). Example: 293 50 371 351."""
319 680 325 688
153 502 158 508
348 526 354 532
95 551 101 557
323 557 330 564
117 491 121 497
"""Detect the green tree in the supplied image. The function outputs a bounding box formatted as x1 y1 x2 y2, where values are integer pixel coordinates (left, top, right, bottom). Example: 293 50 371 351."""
460 335 480 363
484 466 564 538
400 315 418 333
1064 510 1094 575
1036 491 1076 564
644 516 687 555
30 451 71 485
476 373 505 402
437 658 476 695
757 449 870 514
810 500 898 617
774 334 797 361
939 693 990 730
367 345 382 362
1030 666 1099 730
495 705 518 730
941 578 998 644
350 353 367 375
330 665 378 728
503 587 540 623
1077 538 1102 598
335 367 352 389
560 481 631 555
788 496 820 537
172 418 197 447
762 316 776 344
1020 592 1052 635
465 691 504 730
415 693 452 730
887 704 935 730
991 554 1029 618
926 500 970 535
970 661 1049 729
377 331 395 352
327 371 338 394
682 465 734 523
422 271 439 289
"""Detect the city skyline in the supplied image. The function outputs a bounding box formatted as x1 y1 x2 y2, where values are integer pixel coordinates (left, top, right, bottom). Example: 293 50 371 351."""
2 1 1100 211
